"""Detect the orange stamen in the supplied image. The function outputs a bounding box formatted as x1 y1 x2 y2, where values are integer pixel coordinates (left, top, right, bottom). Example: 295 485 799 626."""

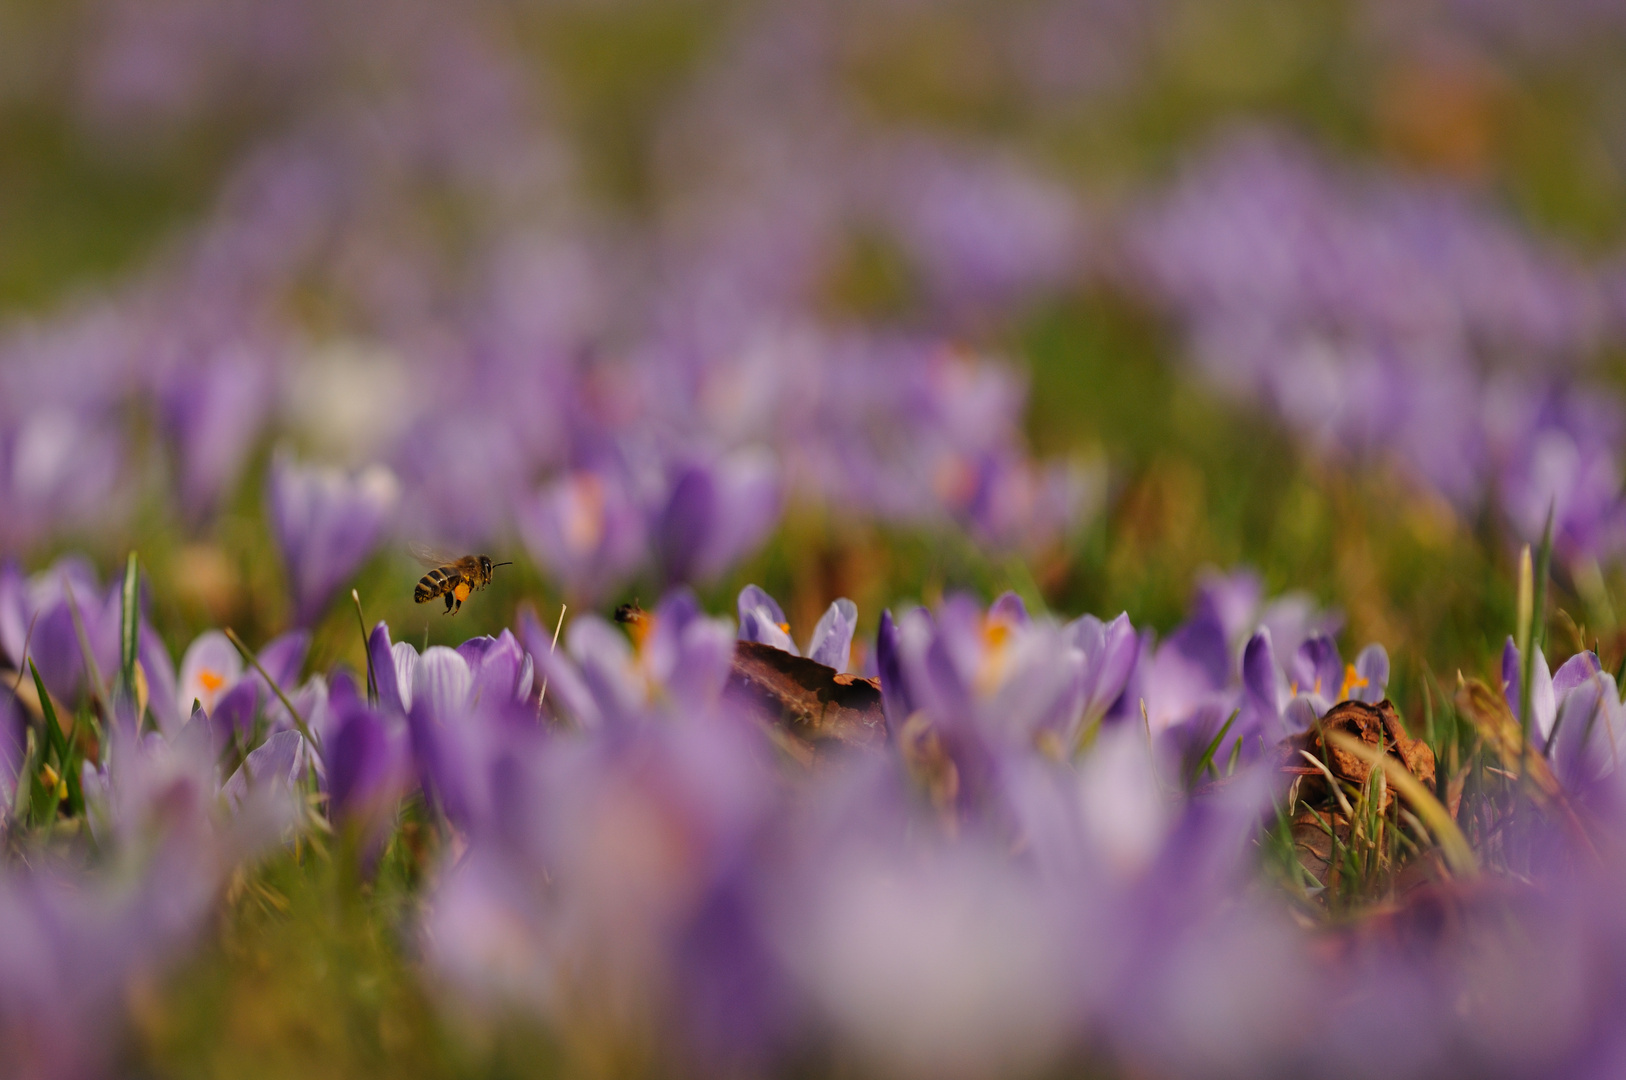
1338 663 1370 702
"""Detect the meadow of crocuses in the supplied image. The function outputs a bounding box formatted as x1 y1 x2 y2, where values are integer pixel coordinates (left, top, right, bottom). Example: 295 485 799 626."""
4 0 1626 1076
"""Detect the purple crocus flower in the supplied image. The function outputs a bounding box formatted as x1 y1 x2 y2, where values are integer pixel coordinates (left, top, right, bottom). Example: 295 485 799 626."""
367 621 534 824
0 405 130 557
1488 380 1626 564
0 557 122 708
1063 610 1139 744
422 674 780 1064
1135 569 1342 737
173 628 308 749
221 728 313 810
1502 638 1625 788
871 138 1087 318
1287 633 1390 713
655 451 781 586
325 699 409 841
737 584 858 672
0 686 23 807
889 592 1088 745
531 590 734 730
267 450 400 625
155 343 276 522
776 838 1076 1078
517 462 649 601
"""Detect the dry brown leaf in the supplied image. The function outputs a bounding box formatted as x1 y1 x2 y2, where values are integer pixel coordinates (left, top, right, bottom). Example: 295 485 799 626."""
1278 699 1435 811
724 641 887 751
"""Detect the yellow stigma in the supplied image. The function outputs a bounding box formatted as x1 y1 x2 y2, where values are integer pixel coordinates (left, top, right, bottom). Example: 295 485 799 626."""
198 669 225 693
1338 663 1369 702
778 622 790 635
975 618 1014 695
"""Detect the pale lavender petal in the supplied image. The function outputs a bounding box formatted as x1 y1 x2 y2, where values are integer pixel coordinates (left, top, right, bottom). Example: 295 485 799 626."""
411 647 473 728
470 630 526 707
1553 651 1603 697
392 641 420 714
138 624 180 735
1291 634 1341 702
807 598 858 672
367 622 405 715
177 630 243 717
988 592 1030 627
1352 643 1389 704
268 451 400 625
222 730 310 808
1242 629 1281 718
737 584 797 654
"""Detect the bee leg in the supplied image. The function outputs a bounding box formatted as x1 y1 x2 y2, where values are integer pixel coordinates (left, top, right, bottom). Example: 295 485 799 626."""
444 592 455 614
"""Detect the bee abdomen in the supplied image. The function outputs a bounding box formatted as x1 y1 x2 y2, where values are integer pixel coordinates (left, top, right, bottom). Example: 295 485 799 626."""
415 568 451 603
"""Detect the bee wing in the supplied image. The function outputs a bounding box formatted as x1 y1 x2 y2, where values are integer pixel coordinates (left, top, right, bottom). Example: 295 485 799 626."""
408 541 459 569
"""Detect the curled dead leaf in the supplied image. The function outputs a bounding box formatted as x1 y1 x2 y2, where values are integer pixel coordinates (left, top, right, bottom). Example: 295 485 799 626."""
1278 699 1436 810
725 641 887 754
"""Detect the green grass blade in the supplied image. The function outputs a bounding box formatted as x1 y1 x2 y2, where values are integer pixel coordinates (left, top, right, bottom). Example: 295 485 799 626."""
1190 709 1238 784
1518 506 1556 791
120 551 139 698
352 589 376 708
29 661 83 816
224 628 324 765
1326 730 1478 877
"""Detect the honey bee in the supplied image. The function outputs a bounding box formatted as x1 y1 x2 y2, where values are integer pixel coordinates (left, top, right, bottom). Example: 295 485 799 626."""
411 546 512 614
614 600 650 644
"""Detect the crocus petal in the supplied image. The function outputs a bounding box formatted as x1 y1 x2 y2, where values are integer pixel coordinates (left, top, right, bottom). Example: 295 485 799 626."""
876 609 913 728
1352 644 1389 704
1501 636 1520 713
0 561 24 666
30 605 85 705
1531 647 1557 742
138 624 181 735
531 639 600 727
737 585 794 653
657 466 716 585
212 680 259 743
667 607 736 710
1068 612 1139 721
1291 634 1340 704
222 730 310 808
807 598 859 672
177 630 243 717
257 631 310 692
1241 629 1281 718
392 642 420 713
1553 651 1603 697
411 646 473 727
988 592 1030 628
327 704 391 825
456 636 495 667
515 654 534 701
698 450 781 581
470 630 526 708
268 451 400 625
568 616 645 720
367 622 405 715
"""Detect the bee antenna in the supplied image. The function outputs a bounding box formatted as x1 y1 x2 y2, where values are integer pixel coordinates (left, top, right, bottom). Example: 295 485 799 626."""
492 562 513 568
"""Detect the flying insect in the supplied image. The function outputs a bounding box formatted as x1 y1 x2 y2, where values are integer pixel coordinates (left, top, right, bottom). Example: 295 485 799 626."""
412 546 511 614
